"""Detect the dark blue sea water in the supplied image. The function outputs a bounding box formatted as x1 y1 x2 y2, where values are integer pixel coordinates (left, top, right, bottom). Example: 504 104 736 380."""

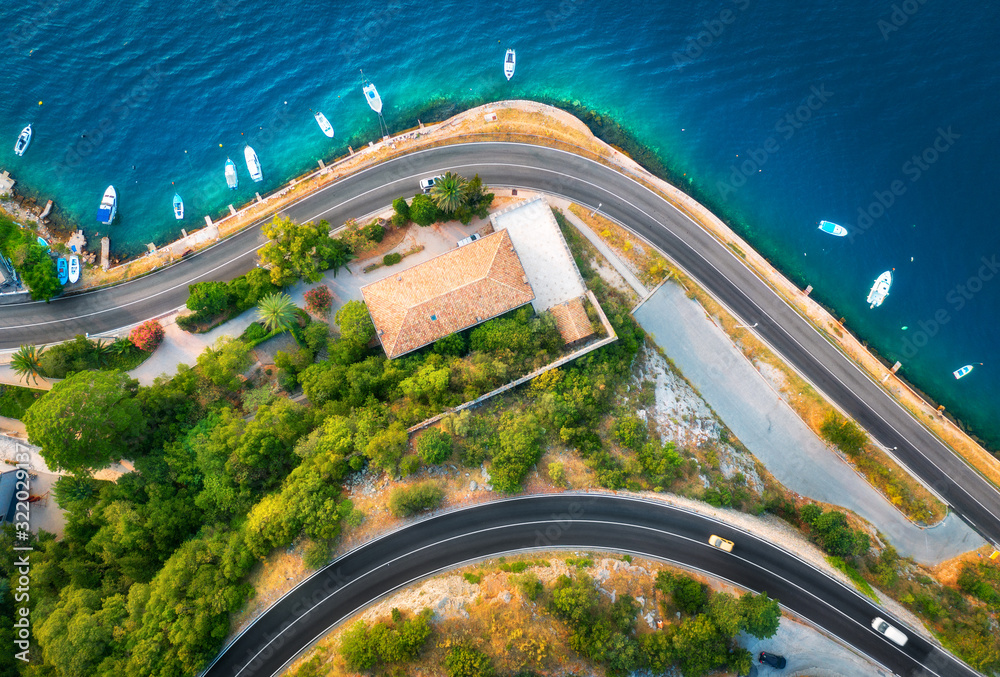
2 0 999 447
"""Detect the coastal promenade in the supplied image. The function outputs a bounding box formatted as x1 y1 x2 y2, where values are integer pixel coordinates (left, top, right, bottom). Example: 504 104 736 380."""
2 139 999 555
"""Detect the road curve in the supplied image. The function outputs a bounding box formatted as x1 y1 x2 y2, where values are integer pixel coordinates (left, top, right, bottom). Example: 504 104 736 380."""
201 495 973 677
5 141 996 552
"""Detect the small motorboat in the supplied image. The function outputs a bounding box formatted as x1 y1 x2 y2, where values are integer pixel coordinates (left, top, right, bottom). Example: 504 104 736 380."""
36 236 49 249
173 193 184 220
56 257 68 285
97 185 117 225
504 49 516 80
225 157 238 190
818 220 848 237
866 270 892 308
67 255 80 284
953 364 981 379
314 111 334 138
14 124 32 156
244 145 263 182
361 70 383 114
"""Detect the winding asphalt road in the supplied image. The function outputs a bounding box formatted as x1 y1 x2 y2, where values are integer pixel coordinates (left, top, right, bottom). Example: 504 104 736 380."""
3 141 997 551
200 495 975 677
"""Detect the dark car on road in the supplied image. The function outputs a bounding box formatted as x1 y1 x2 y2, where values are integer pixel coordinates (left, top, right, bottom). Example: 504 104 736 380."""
759 651 787 668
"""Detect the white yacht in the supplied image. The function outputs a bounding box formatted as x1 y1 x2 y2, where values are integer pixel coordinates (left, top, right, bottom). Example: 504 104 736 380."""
96 185 117 225
361 70 382 114
225 157 238 190
14 124 32 156
314 111 334 138
244 145 262 182
866 270 892 308
504 49 516 80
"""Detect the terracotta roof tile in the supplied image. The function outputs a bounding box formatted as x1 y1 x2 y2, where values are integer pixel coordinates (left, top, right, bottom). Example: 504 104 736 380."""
550 296 595 344
361 230 534 358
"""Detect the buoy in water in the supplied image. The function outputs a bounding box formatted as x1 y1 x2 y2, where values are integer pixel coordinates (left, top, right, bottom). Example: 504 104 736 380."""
902 326 908 330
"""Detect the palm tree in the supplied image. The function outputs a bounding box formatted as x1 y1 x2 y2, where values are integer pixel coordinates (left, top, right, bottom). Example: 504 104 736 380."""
429 172 469 214
256 292 298 334
10 344 45 385
324 240 356 278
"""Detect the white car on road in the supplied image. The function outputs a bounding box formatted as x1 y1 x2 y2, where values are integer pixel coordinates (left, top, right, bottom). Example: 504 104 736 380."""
419 175 443 193
871 617 908 646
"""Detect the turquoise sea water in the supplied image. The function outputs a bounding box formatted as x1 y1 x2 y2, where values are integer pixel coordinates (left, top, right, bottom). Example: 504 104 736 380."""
2 0 998 447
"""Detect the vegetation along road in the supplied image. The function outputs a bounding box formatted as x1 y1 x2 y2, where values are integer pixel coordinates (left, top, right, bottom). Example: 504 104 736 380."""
202 494 975 677
3 141 997 554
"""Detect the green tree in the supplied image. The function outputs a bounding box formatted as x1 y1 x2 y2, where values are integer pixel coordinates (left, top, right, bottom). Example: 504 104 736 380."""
335 299 376 346
416 428 453 464
706 592 741 637
429 172 469 214
672 575 708 614
550 574 598 625
392 196 411 226
409 193 440 226
260 216 353 285
196 336 252 391
24 370 146 474
671 614 729 677
446 645 495 677
738 591 781 638
20 243 62 301
186 280 231 315
10 344 45 384
257 291 298 333
728 647 754 675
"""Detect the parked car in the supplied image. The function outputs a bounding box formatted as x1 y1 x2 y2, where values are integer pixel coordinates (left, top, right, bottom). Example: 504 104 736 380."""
419 175 443 192
759 651 787 668
871 617 908 646
457 233 482 247
708 534 734 552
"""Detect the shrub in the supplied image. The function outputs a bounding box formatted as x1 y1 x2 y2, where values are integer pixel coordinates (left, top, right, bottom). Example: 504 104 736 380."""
548 461 567 487
445 646 495 677
409 193 440 226
417 428 453 464
304 541 331 569
340 609 433 671
389 482 445 517
383 252 402 266
363 221 385 243
127 320 165 352
392 197 410 221
241 322 269 344
304 285 333 315
517 573 544 601
399 454 421 476
613 416 648 451
820 413 868 458
303 321 330 355
186 281 231 315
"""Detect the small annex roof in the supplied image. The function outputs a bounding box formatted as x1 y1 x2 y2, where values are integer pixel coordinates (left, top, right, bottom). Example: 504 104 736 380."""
362 229 535 358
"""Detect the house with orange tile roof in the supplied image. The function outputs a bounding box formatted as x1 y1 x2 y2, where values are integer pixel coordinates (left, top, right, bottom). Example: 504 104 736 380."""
361 229 535 359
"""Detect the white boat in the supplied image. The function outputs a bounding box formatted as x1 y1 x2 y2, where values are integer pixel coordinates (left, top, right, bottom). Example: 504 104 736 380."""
866 270 892 308
244 145 262 183
314 111 334 138
225 157 238 190
953 365 974 379
504 49 516 80
96 185 117 225
818 220 848 237
361 70 382 114
14 124 32 156
67 255 80 284
173 193 184 220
